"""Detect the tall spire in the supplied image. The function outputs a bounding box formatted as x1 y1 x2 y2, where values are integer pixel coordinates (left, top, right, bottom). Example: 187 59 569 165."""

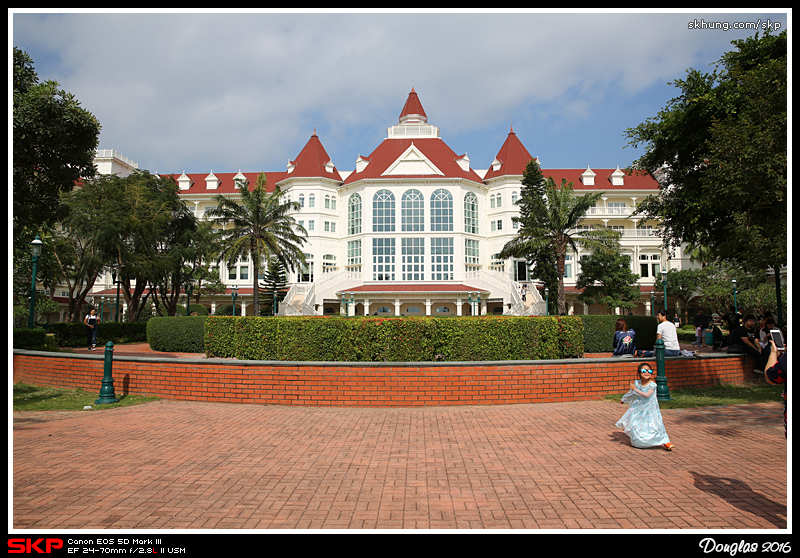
399 87 427 124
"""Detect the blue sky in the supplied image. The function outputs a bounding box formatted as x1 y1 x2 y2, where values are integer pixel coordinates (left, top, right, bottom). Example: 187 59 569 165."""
12 10 790 176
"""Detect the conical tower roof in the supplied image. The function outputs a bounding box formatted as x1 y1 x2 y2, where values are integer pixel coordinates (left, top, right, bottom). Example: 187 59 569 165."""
282 129 342 181
483 124 536 180
399 87 427 124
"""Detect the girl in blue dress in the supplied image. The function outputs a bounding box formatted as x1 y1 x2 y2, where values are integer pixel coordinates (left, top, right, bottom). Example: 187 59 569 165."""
616 363 675 451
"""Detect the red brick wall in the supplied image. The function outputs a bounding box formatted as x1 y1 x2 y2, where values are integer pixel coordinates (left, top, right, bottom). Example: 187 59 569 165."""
12 351 760 407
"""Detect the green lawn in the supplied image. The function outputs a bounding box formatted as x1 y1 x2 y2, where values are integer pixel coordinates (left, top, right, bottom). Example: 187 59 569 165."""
604 382 784 410
13 382 159 412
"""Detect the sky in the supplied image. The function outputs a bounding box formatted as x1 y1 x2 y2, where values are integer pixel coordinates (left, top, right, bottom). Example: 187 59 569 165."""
11 9 790 176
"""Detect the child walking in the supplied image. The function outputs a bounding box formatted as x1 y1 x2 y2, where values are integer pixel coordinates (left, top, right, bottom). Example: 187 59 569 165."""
616 363 675 451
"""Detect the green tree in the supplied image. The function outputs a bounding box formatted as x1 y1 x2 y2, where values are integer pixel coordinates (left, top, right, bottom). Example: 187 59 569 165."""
655 268 706 321
500 159 617 315
13 47 101 237
625 31 786 324
258 257 289 316
575 236 641 313
64 171 196 321
206 173 307 316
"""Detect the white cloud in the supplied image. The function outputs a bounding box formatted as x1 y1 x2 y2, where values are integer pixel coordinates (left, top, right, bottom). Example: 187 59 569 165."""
12 10 788 172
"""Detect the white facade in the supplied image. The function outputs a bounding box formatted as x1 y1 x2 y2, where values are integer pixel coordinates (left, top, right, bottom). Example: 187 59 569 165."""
91 89 688 317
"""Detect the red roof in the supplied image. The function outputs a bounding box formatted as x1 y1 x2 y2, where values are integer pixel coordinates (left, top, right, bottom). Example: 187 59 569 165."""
343 138 484 185
544 168 659 190
165 171 287 195
167 90 659 195
483 126 537 180
279 131 343 182
399 87 427 122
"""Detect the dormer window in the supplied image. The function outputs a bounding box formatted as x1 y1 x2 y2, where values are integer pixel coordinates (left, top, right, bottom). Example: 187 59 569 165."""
611 167 625 186
356 155 370 173
581 166 596 186
177 172 193 191
205 171 220 190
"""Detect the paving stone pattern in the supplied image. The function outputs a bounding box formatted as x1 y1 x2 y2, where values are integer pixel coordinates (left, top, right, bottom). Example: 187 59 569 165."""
13 399 787 530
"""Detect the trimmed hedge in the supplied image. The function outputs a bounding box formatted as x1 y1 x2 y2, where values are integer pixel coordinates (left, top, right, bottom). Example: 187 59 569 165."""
204 315 584 362
13 328 47 350
50 321 148 347
147 316 207 353
581 315 659 353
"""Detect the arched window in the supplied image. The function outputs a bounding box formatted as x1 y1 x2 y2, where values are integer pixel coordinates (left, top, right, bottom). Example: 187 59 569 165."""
373 189 395 232
464 192 479 234
298 193 305 208
401 189 424 232
430 189 453 232
348 194 362 235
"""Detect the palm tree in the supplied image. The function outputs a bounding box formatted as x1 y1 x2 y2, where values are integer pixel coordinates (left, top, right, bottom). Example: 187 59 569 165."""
206 172 307 316
500 160 618 315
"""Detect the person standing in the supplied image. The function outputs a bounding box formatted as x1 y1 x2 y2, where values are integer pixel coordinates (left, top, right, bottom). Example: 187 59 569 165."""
692 308 711 348
84 308 100 351
764 339 787 438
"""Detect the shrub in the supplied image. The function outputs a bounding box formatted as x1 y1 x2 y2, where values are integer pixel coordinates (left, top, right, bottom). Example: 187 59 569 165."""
202 315 585 362
204 316 239 358
50 321 147 347
147 316 207 353
580 315 658 353
13 328 47 350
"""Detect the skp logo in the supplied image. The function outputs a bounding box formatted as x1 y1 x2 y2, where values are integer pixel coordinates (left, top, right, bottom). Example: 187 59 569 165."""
8 539 64 554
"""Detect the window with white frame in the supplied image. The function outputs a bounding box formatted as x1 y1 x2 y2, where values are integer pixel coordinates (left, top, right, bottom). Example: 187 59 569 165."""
639 254 661 278
464 192 479 234
430 238 454 280
430 189 453 232
373 190 396 232
401 238 425 280
401 189 424 232
348 194 362 235
465 239 479 271
347 240 362 271
372 238 395 281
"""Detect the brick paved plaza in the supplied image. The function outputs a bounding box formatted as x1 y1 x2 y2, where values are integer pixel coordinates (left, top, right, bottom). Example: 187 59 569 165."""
12 398 787 530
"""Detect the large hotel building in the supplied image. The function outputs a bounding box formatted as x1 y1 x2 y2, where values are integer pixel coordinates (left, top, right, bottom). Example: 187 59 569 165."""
85 88 688 318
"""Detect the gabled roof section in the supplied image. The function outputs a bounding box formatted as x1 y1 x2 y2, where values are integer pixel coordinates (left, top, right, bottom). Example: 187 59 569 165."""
281 131 343 182
483 125 536 180
382 143 444 177
399 87 427 124
343 138 484 185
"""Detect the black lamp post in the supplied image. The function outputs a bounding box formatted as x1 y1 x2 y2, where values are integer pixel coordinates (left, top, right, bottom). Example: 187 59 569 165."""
113 265 125 322
231 285 239 316
28 235 43 329
545 287 550 316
